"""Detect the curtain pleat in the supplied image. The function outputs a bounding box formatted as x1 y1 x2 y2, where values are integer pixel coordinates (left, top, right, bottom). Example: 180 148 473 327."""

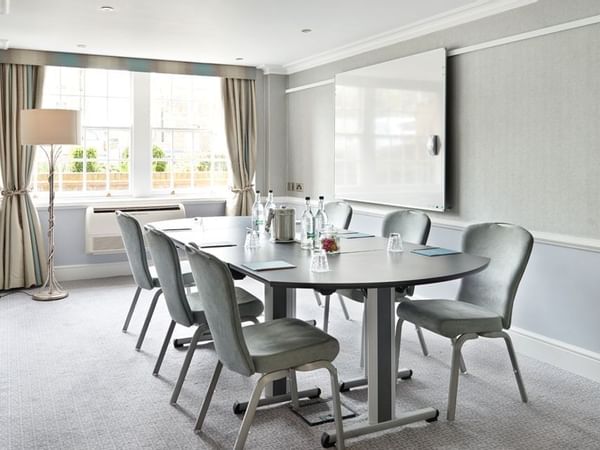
221 78 257 216
0 64 47 290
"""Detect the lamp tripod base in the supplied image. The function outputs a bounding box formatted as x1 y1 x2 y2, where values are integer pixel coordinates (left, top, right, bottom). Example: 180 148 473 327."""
32 278 68 301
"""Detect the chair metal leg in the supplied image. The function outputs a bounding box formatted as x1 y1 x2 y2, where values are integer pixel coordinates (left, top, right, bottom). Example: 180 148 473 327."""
447 334 478 421
289 369 300 410
359 307 366 369
482 331 528 403
323 295 331 332
234 370 287 450
122 286 142 332
451 337 468 374
171 324 207 405
337 293 351 321
395 319 403 374
324 362 346 450
153 320 176 376
135 289 162 351
313 290 323 307
415 325 429 356
194 361 223 432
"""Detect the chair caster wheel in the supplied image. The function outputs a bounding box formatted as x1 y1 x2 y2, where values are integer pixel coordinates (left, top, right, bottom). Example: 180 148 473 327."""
309 388 322 399
339 383 350 393
426 409 440 423
321 433 335 448
400 369 413 380
232 402 245 415
173 340 185 348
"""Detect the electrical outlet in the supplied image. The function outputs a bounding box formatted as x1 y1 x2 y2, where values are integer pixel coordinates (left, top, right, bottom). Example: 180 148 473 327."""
295 183 304 192
287 182 295 191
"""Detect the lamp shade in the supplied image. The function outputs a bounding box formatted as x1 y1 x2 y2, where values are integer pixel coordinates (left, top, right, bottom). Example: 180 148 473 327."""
20 109 81 145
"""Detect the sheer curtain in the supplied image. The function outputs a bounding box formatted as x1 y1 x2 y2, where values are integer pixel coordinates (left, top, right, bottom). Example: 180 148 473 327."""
0 64 47 289
221 78 257 216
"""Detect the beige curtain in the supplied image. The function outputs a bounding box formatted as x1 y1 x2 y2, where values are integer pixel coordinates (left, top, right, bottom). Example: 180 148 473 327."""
0 64 47 290
222 78 257 216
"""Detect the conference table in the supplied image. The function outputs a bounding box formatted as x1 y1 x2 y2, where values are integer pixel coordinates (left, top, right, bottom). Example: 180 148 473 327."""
153 215 489 446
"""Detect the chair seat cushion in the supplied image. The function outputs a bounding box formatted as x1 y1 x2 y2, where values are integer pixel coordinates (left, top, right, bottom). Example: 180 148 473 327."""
150 260 195 288
243 318 339 374
187 287 264 324
397 299 503 338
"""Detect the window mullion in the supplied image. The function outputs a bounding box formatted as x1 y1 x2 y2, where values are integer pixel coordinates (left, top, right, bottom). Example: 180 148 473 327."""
132 72 152 197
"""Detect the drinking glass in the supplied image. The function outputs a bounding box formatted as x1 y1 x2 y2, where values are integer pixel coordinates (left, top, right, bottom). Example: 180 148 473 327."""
244 229 260 249
192 217 205 232
387 232 403 252
310 249 330 272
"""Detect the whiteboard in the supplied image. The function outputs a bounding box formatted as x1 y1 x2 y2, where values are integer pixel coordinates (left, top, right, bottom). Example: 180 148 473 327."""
334 48 447 211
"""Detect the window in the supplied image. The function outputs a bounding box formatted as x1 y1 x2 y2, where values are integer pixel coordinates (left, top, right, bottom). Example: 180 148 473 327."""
36 67 131 194
150 74 228 193
33 67 228 198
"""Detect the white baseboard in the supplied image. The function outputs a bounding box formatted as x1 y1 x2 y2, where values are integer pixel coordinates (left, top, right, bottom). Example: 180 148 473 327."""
509 327 600 384
55 261 132 282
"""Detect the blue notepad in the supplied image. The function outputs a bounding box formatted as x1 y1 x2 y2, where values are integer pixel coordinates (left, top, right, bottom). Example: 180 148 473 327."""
242 260 296 271
340 232 375 239
412 247 460 257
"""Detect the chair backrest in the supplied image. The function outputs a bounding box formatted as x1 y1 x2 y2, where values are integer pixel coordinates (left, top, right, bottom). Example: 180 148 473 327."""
145 227 194 327
116 211 154 290
185 243 255 377
457 223 533 329
381 209 431 244
324 201 353 230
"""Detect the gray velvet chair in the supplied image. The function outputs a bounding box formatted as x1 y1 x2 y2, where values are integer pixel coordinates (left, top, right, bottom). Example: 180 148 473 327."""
116 210 195 350
145 227 264 406
315 201 353 330
185 243 345 450
396 222 533 420
339 209 432 374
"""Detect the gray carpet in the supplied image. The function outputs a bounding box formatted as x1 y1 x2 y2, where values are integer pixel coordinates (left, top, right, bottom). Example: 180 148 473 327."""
1 276 599 450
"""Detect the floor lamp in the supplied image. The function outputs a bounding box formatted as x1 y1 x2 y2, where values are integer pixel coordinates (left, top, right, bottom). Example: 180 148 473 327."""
20 109 81 301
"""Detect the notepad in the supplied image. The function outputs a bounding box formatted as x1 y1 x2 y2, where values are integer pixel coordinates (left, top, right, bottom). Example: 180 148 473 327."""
340 232 375 239
242 260 296 271
198 241 237 248
412 247 460 257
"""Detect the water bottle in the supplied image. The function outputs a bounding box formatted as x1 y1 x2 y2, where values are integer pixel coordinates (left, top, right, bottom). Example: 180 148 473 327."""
301 197 315 250
251 190 265 232
265 190 276 217
314 196 328 239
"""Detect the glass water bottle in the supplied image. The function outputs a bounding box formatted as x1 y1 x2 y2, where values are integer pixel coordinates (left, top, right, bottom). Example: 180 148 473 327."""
300 197 315 250
314 195 328 240
251 190 265 232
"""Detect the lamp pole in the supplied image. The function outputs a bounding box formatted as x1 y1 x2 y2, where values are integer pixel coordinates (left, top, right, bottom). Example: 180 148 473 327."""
33 144 67 301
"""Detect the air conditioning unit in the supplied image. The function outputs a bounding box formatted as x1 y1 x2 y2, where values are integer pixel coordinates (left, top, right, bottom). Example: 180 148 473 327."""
85 204 186 254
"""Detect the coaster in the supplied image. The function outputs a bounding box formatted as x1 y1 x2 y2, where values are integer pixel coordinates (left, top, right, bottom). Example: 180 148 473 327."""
289 397 357 426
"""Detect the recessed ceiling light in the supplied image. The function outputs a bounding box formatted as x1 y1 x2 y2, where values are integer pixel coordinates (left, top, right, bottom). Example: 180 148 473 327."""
235 57 244 61
301 28 312 33
99 5 115 12
77 44 87 48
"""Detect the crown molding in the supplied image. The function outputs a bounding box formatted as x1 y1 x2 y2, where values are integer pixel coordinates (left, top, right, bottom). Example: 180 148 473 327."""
257 64 287 75
283 0 538 74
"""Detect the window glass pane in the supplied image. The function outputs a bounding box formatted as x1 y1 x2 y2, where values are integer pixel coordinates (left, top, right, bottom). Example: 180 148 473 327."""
35 66 132 195
84 69 107 97
150 74 227 193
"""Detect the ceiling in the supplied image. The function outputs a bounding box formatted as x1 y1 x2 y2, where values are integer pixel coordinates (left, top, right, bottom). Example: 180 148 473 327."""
0 0 524 71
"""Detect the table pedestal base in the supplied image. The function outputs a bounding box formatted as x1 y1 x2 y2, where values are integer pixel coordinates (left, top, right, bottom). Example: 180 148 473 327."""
339 368 413 392
321 407 439 448
232 387 322 415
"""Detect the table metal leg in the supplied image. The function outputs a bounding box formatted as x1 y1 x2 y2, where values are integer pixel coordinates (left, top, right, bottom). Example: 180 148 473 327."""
322 287 438 446
264 285 296 396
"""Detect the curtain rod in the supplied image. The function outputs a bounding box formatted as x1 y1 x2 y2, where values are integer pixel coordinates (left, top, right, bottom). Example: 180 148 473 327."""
0 49 257 80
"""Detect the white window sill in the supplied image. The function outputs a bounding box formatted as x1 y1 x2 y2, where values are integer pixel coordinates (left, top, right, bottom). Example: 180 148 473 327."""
33 194 228 210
